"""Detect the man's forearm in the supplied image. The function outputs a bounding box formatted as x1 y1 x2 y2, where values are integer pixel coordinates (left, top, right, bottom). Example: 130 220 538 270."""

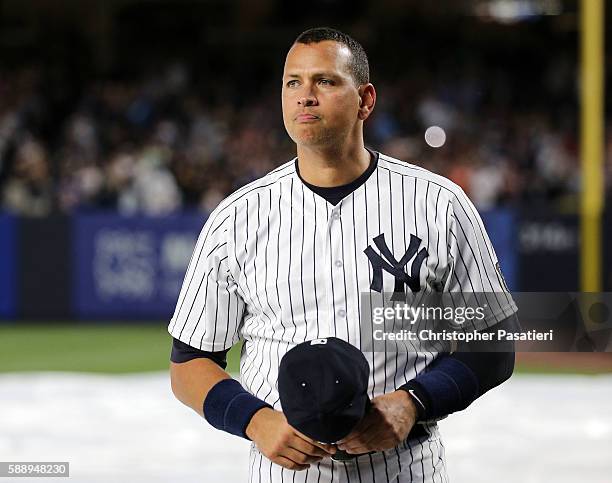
170 358 272 440
170 358 232 415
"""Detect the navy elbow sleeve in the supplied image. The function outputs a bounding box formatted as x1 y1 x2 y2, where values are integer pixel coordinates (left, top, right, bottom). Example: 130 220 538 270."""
170 338 229 368
453 350 515 394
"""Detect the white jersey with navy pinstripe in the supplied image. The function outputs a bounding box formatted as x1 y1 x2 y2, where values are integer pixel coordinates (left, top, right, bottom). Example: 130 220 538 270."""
168 152 517 482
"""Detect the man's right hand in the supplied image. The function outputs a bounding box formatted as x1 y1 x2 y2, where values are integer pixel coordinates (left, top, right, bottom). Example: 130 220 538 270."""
245 407 336 470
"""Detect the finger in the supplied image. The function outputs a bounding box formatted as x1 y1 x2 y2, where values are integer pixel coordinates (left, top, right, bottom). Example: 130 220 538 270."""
275 456 310 471
286 443 328 461
340 428 385 453
282 447 324 465
343 435 381 454
345 434 397 454
293 431 337 454
288 437 333 458
343 439 377 454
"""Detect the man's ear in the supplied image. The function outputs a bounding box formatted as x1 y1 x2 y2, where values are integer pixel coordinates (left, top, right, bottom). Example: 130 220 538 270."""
358 83 376 121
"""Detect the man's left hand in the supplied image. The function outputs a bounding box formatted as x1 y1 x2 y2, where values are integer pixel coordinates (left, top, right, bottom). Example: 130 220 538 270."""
336 390 417 454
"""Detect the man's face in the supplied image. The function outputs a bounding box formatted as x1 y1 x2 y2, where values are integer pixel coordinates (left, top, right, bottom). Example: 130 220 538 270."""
282 41 362 148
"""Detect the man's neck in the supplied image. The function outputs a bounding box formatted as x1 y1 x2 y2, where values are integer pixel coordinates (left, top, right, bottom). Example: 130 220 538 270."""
296 144 371 188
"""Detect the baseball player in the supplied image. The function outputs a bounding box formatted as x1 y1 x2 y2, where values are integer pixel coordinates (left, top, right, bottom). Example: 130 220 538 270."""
169 27 520 482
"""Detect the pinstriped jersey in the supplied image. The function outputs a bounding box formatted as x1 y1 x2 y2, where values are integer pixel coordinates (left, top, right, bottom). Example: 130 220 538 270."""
168 152 517 408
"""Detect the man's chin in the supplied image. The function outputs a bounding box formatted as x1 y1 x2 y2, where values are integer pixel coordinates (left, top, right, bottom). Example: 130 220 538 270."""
291 130 330 147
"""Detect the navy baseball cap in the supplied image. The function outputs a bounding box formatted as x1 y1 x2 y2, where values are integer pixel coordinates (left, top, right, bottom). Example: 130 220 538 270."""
278 337 370 444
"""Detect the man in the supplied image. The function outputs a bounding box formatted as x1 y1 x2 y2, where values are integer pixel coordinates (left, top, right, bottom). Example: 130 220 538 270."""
169 27 519 482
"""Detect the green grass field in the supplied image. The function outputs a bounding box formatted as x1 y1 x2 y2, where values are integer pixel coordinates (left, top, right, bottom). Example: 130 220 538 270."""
0 324 241 373
0 323 610 374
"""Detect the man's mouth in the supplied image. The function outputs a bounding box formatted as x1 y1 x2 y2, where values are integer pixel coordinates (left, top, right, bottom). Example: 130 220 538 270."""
296 114 319 122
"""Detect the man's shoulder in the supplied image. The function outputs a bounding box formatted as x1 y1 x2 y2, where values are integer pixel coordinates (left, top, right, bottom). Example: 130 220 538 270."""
377 152 465 201
209 158 297 216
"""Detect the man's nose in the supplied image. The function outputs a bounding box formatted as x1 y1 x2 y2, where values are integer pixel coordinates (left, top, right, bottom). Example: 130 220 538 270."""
298 94 318 107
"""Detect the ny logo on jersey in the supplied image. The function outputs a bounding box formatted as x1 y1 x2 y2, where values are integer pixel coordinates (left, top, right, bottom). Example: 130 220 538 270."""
364 233 428 295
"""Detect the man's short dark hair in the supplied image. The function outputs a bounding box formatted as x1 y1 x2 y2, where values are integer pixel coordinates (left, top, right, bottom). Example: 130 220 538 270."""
294 27 369 86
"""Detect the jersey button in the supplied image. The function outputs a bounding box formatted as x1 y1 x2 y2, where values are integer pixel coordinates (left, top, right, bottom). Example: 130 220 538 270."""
331 212 340 221
337 309 346 317
334 260 343 268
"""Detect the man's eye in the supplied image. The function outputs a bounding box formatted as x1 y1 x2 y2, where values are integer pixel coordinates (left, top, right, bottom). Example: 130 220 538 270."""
286 80 299 88
319 79 333 85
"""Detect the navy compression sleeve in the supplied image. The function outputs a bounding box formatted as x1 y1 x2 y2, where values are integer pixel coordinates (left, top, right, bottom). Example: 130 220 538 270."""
400 313 520 421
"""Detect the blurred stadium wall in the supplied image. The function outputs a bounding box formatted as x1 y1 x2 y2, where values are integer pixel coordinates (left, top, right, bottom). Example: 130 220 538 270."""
0 0 610 321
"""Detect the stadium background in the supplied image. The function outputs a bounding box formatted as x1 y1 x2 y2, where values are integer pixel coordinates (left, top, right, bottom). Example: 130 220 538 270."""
0 0 610 481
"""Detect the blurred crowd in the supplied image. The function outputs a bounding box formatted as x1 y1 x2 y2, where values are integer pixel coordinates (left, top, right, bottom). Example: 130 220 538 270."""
1 59 610 217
